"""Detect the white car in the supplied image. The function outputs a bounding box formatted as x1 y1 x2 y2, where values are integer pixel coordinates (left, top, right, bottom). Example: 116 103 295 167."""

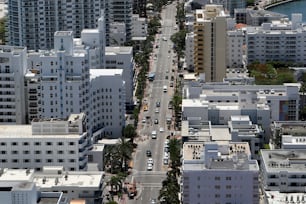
147 158 154 165
159 127 164 132
147 163 153 171
155 108 159 113
164 152 169 159
142 118 146 123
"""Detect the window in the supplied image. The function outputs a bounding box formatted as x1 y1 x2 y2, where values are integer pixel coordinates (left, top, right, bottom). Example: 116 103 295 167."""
69 142 75 146
226 177 231 181
69 150 75 154
46 142 52 146
1 151 6 154
24 159 30 163
12 159 18 163
11 142 18 146
23 150 30 154
35 150 41 154
46 150 52 154
23 142 29 146
226 194 231 198
69 159 75 162
215 177 220 181
0 142 5 146
47 159 53 163
58 150 64 154
12 150 18 154
57 142 63 146
34 142 41 146
35 159 41 162
58 159 64 163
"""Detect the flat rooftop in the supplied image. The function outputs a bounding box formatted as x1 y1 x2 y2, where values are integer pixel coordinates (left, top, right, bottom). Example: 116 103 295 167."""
261 149 306 172
34 171 103 188
90 69 123 80
0 125 80 138
105 46 133 54
183 142 257 171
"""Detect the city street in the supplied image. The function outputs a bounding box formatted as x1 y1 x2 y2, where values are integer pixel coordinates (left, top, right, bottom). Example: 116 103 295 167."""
126 2 178 204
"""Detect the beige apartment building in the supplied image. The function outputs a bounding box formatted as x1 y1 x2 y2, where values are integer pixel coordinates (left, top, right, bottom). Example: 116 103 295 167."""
194 5 228 82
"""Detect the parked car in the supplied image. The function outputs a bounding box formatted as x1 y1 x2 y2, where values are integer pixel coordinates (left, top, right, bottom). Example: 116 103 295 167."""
146 150 152 157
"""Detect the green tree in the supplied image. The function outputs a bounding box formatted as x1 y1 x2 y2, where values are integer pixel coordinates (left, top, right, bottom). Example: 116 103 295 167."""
117 137 134 171
108 175 124 194
123 124 137 142
0 17 6 44
170 29 187 59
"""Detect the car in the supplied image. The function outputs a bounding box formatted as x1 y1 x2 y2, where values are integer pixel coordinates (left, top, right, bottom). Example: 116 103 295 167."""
168 55 170 58
147 163 153 171
150 199 157 204
147 158 154 165
165 139 170 145
146 150 152 157
159 127 164 132
164 152 169 159
154 119 159 124
165 75 168 80
164 147 169 153
163 158 169 165
151 130 157 139
170 82 173 87
168 50 171 53
155 108 159 113
162 37 167 41
156 101 160 107
142 117 146 123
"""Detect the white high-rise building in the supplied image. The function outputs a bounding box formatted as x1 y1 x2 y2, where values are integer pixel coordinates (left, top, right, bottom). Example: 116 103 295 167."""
185 32 194 71
90 69 126 139
0 46 27 124
0 113 89 171
182 142 259 204
7 0 104 50
27 31 90 124
80 13 106 69
227 29 245 68
105 46 134 107
246 14 306 65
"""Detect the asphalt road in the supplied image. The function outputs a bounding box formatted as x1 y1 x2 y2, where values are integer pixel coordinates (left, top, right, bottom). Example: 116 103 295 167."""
126 2 178 204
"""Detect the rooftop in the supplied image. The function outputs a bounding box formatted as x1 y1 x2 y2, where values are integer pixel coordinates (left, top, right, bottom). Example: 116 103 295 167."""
105 46 133 54
183 142 257 171
90 69 123 80
261 149 306 172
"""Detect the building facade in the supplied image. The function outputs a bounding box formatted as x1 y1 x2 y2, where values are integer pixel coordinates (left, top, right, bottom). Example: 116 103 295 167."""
246 14 306 65
0 46 27 124
194 5 228 82
105 46 134 107
90 69 126 138
7 0 103 50
0 113 89 171
27 31 90 125
182 142 259 204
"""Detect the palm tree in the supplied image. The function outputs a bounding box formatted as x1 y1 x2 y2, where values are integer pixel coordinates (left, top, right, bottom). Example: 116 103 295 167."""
108 175 123 194
117 137 133 171
123 124 137 143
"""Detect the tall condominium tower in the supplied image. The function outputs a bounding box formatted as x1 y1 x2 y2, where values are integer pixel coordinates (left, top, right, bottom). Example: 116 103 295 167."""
7 0 103 50
194 5 228 82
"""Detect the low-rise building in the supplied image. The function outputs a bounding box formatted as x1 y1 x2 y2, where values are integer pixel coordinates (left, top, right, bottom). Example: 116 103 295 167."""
182 82 300 142
0 113 89 171
261 149 306 193
0 167 104 204
271 121 306 149
182 141 259 204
